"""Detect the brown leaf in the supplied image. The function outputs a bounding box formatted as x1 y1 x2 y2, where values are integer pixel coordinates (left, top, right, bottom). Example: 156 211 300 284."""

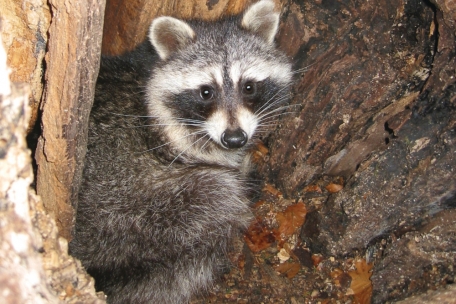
347 259 373 304
325 183 343 193
274 262 301 279
256 141 269 155
263 184 282 197
303 184 322 193
311 254 324 266
330 268 344 279
253 200 266 208
237 254 245 271
244 218 275 253
293 246 313 268
331 268 351 289
275 202 307 240
252 141 269 163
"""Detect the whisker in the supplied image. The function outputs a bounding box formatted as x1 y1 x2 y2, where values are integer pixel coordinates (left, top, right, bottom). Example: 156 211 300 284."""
257 116 295 129
175 118 205 123
253 129 275 135
258 104 299 117
108 113 205 129
255 99 289 122
169 134 209 166
257 104 299 122
260 111 298 126
256 123 280 128
136 130 207 155
259 109 298 122
291 62 317 74
110 113 205 125
255 93 292 118
127 123 203 128
111 113 159 118
255 83 291 111
259 110 299 123
244 92 293 134
200 136 212 152
255 85 292 116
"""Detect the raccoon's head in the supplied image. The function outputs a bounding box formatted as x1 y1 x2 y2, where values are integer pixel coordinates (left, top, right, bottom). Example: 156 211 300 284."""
146 0 292 167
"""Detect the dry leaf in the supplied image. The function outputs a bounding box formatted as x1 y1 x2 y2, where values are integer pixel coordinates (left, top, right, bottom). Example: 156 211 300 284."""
330 268 344 279
277 248 291 262
244 218 275 252
274 262 301 279
303 184 322 193
345 288 355 296
325 183 343 193
238 254 245 271
263 184 283 197
253 200 266 208
331 268 352 289
252 141 269 163
347 259 373 304
293 246 313 268
311 254 324 266
256 141 269 155
275 202 307 240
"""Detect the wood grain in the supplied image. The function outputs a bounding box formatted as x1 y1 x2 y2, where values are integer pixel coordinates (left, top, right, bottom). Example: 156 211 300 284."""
35 0 106 240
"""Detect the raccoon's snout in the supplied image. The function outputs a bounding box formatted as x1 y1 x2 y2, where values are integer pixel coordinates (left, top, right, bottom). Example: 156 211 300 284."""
221 128 248 149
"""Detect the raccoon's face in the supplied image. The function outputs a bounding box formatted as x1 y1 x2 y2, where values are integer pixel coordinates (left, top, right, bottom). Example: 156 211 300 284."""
146 0 292 166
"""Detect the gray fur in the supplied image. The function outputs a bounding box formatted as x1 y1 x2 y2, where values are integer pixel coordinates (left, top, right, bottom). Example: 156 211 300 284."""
70 0 292 303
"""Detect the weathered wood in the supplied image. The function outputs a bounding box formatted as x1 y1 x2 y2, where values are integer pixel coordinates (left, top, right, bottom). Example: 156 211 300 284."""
255 0 456 302
0 38 104 304
35 0 106 240
0 0 50 131
313 0 455 258
265 0 436 195
0 38 53 304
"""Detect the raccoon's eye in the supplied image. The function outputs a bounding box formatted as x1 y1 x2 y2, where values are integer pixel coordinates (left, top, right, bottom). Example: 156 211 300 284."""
242 81 257 96
200 85 214 100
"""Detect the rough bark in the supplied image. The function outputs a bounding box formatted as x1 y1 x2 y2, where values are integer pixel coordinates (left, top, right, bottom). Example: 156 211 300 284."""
0 0 50 131
257 0 456 302
397 284 456 304
266 0 437 194
0 38 104 304
35 0 106 240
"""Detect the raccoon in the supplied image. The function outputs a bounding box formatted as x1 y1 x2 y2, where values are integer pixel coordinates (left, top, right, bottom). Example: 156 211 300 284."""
69 1 292 303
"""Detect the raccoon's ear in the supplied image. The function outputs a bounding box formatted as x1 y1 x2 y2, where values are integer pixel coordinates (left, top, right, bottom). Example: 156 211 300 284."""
149 16 196 60
241 0 280 44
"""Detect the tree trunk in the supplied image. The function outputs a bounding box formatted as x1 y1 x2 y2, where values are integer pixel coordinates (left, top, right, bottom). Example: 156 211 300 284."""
35 0 106 240
0 37 103 304
255 0 456 302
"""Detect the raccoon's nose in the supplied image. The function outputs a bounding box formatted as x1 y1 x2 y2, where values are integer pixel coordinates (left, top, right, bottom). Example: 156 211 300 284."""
221 128 248 149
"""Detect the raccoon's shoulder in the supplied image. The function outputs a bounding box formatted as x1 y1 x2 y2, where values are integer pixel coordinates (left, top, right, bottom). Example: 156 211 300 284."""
97 41 158 83
90 42 158 136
